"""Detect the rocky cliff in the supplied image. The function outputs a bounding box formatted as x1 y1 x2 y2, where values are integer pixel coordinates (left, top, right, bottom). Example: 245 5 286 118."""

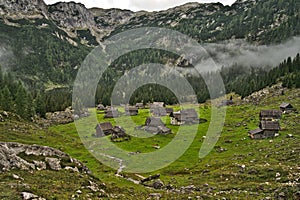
0 0 48 19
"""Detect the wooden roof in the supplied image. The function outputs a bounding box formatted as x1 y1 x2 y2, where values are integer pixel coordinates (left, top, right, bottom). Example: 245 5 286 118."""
152 102 165 107
165 108 174 114
248 128 263 135
280 102 293 109
95 122 113 131
125 106 138 112
150 106 167 116
145 117 165 127
113 125 125 133
259 110 282 118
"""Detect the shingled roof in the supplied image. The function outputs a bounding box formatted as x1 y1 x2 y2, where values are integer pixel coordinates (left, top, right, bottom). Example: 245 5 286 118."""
248 128 263 135
259 110 282 119
95 122 113 131
145 117 165 127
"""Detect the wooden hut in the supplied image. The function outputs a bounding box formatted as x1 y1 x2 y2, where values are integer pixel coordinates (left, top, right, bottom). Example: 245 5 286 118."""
143 117 171 135
150 106 167 117
170 109 199 125
104 108 119 118
96 104 106 111
111 126 130 141
280 103 295 113
135 103 145 109
248 121 280 139
94 122 114 137
125 106 138 116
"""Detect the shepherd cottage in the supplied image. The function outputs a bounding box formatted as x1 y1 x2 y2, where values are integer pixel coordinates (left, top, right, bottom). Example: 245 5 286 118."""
280 103 295 113
125 106 138 116
170 109 199 125
104 108 119 118
143 117 171 135
94 122 114 137
248 121 280 139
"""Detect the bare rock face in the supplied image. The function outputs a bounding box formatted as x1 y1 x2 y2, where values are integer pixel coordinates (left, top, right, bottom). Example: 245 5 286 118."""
48 2 96 30
0 0 48 19
0 142 90 174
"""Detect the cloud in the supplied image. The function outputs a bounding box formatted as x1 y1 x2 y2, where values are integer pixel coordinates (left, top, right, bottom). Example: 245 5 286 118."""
129 0 236 11
44 0 236 11
185 37 300 73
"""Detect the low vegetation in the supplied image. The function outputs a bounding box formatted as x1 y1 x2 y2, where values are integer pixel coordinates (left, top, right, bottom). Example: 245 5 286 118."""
0 87 299 199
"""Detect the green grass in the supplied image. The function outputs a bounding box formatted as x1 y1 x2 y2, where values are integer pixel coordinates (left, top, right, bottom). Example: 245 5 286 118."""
0 89 300 199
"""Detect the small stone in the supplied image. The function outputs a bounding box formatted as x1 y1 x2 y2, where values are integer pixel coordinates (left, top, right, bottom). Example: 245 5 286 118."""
76 190 82 194
149 193 161 199
65 166 79 173
153 179 164 189
279 192 285 197
45 157 61 171
12 174 20 180
33 161 47 171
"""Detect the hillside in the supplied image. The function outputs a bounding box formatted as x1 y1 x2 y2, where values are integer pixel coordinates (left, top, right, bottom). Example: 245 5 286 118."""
0 0 299 89
0 86 299 199
0 0 300 198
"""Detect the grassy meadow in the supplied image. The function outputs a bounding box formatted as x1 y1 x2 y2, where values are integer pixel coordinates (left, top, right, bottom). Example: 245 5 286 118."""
0 89 299 199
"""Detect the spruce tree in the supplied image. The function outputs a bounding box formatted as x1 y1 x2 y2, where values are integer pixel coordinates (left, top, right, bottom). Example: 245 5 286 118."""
1 86 13 111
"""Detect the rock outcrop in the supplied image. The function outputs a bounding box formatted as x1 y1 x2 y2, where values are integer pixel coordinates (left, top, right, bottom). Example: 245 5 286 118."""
0 0 48 19
49 2 95 30
0 142 90 174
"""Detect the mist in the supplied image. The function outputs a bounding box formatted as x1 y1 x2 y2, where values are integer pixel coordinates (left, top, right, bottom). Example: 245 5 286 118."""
203 36 300 69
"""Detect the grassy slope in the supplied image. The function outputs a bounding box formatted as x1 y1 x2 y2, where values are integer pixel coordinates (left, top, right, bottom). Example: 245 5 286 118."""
0 88 299 199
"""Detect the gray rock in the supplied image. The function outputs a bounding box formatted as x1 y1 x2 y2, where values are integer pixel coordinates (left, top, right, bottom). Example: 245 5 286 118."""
279 192 285 197
45 157 61 171
12 174 22 180
87 180 99 192
153 179 164 189
33 161 46 171
21 192 45 200
148 193 161 199
76 190 82 194
0 142 90 174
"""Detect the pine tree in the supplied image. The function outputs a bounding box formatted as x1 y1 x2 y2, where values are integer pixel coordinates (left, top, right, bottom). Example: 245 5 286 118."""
15 85 27 119
35 92 46 118
1 86 13 111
